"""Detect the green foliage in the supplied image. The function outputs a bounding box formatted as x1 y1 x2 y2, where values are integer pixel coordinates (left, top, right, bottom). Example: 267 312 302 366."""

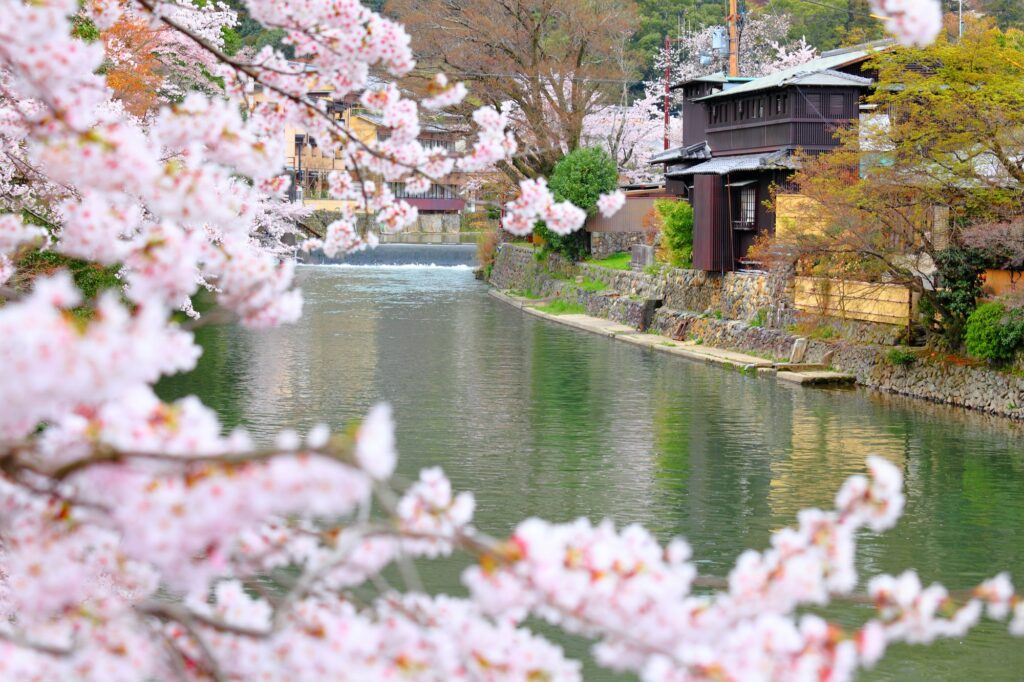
577 278 608 293
811 325 837 340
964 302 1024 363
934 246 993 347
533 300 586 315
534 147 618 261
749 309 768 328
630 0 724 81
886 347 918 367
655 199 693 268
15 250 121 301
71 14 100 42
980 0 1024 30
587 252 632 270
509 288 543 300
753 0 881 52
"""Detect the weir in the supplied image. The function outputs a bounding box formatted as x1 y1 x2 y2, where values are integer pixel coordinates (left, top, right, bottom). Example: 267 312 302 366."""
301 243 478 267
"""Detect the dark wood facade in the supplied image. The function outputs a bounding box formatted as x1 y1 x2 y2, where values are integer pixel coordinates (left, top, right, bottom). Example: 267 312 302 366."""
657 48 881 272
702 87 861 155
691 170 790 272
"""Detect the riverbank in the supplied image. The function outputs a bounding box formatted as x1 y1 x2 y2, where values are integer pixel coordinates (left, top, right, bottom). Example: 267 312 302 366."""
489 244 1024 420
489 289 856 386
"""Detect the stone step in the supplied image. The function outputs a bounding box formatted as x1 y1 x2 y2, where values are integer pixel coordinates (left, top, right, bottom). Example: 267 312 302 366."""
776 371 857 385
774 363 829 372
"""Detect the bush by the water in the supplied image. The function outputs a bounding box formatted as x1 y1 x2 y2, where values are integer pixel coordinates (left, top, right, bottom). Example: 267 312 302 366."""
964 302 1024 363
932 246 992 348
534 147 618 261
655 199 694 267
886 347 917 367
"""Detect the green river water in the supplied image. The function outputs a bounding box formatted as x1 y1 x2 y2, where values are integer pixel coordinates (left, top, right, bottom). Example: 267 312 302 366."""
159 264 1024 681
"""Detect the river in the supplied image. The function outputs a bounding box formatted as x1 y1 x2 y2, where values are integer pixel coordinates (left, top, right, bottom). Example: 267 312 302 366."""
159 264 1024 681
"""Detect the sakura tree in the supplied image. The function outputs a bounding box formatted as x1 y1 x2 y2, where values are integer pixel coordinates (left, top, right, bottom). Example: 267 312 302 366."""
581 89 682 184
0 0 1017 681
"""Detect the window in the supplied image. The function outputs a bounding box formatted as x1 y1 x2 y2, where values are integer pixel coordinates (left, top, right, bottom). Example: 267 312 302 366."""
829 93 845 117
805 92 822 116
739 187 756 226
757 98 764 118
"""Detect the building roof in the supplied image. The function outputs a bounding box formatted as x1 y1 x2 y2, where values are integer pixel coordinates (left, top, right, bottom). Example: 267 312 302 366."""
693 43 888 102
666 150 795 177
650 141 711 165
354 112 458 134
671 72 755 90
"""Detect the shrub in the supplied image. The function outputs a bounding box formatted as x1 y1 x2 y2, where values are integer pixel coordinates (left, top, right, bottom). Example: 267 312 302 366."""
534 147 618 261
476 229 499 276
654 199 694 267
886 347 917 366
964 302 1024 363
750 309 768 328
932 246 993 348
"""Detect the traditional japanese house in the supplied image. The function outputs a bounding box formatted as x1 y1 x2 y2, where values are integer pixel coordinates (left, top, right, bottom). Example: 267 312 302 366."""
653 42 889 272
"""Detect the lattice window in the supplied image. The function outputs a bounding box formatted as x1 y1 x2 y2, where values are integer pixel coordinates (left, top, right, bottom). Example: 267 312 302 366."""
740 187 756 225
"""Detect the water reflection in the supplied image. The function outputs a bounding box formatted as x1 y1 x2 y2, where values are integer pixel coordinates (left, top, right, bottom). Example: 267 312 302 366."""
159 265 1024 681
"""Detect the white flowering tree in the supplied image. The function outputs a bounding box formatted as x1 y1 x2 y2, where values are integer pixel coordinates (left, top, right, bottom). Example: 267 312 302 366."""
581 89 682 183
0 0 1014 681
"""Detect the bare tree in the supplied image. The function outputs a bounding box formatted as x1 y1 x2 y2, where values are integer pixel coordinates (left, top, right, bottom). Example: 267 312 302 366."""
388 0 638 179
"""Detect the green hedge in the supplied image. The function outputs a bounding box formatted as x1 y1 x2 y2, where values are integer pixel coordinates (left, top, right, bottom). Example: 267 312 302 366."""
964 302 1024 363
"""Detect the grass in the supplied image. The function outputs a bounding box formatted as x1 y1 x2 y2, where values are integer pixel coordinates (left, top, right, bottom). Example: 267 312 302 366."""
587 252 632 271
577 277 608 293
508 288 543 300
886 347 918 367
659 340 677 347
533 300 586 315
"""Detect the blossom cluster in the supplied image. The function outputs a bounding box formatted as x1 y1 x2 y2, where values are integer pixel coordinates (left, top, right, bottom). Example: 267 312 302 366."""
871 0 944 47
464 457 1024 681
501 177 588 236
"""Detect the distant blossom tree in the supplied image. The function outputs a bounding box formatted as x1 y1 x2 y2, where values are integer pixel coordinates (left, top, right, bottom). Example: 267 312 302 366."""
0 1 1017 681
581 89 681 183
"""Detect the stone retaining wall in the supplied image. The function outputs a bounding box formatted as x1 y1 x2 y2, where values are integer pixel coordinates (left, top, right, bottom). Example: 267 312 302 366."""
590 231 650 260
490 244 1024 420
650 307 1024 419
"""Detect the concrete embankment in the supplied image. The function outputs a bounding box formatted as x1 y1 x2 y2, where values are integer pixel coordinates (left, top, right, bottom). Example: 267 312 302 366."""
489 244 1024 419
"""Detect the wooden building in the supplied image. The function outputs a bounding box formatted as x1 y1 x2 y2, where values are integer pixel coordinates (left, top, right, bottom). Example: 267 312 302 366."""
653 42 889 272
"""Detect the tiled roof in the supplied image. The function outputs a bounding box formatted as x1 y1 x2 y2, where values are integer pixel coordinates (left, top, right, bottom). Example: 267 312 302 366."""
693 44 888 102
666 150 795 176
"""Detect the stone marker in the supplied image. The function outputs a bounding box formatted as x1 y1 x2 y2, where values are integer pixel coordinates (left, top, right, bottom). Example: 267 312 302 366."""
630 244 655 271
790 337 809 364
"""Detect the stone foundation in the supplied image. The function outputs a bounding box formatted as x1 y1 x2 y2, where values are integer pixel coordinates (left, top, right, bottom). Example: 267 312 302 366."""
589 231 652 260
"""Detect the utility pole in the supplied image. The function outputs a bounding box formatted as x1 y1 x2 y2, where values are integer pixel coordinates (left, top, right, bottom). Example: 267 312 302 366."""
959 0 963 40
664 34 671 151
727 0 740 77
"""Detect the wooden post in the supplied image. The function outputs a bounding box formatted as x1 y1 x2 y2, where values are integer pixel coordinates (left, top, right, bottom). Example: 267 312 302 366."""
664 35 671 150
727 0 739 77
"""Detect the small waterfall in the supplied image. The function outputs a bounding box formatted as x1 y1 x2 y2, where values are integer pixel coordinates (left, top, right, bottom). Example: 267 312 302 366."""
300 243 478 267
